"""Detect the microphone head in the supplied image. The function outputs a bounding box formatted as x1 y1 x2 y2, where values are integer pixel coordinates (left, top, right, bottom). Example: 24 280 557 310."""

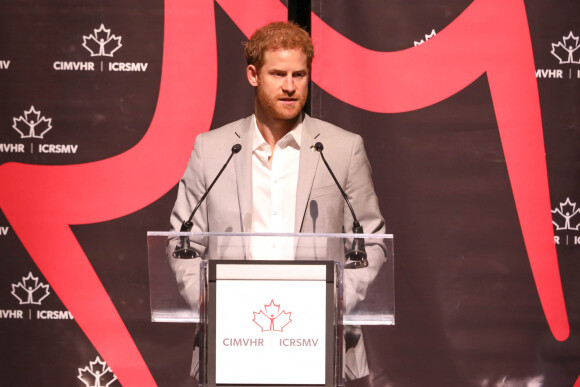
309 200 318 219
232 144 242 153
314 142 324 152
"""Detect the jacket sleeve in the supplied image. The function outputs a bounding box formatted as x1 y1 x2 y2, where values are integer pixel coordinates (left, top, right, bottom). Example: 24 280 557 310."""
166 135 208 309
342 134 388 313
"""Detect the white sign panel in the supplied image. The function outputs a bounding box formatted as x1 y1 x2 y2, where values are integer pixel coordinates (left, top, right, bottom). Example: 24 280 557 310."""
215 277 326 385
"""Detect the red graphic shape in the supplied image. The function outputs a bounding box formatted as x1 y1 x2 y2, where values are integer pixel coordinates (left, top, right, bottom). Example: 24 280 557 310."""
0 0 217 385
218 0 570 342
253 300 292 332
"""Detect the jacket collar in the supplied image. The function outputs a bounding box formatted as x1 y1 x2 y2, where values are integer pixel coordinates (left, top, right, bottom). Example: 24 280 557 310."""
295 114 321 232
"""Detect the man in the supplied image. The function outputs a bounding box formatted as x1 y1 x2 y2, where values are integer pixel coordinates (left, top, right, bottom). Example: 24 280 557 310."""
169 21 386 380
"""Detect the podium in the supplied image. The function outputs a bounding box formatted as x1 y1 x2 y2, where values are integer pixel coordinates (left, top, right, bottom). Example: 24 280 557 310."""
148 232 394 386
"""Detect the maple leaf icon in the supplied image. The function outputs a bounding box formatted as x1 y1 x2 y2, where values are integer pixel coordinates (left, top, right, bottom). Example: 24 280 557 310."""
12 106 52 139
78 356 118 387
414 29 437 46
252 300 292 332
82 24 122 57
550 31 580 64
552 197 580 231
11 272 50 305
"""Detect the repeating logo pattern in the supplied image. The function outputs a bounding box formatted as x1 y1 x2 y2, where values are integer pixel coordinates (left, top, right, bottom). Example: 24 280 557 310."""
414 29 437 46
552 197 580 231
551 197 580 246
78 356 118 387
2 272 73 320
11 272 50 305
3 106 80 155
551 31 580 64
82 24 123 57
12 106 52 139
536 31 580 79
52 23 148 73
252 300 292 332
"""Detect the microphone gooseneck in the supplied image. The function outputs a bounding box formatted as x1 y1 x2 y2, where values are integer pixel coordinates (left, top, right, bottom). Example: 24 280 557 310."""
173 144 242 259
314 142 368 268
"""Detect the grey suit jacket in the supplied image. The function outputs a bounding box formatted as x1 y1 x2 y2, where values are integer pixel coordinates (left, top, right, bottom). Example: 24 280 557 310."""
169 114 386 379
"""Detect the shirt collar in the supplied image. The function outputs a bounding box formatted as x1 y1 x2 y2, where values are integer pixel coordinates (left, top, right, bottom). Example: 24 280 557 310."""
252 113 303 152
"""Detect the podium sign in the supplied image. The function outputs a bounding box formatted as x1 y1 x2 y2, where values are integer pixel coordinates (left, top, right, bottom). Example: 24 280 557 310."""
207 261 337 387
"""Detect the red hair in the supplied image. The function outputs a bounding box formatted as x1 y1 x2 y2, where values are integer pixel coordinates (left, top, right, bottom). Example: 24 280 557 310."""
245 21 314 71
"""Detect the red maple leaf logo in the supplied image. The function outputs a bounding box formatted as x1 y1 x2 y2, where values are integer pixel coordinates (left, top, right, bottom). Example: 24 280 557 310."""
252 300 292 332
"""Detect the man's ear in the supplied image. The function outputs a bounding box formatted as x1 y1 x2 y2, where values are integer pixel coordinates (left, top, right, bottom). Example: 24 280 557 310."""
247 64 259 87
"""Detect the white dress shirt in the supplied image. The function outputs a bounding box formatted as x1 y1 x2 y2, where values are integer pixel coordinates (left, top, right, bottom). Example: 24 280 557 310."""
250 114 302 260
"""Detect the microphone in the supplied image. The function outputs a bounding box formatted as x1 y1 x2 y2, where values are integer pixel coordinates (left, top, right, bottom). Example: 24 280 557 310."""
309 200 318 233
313 142 368 268
173 144 242 259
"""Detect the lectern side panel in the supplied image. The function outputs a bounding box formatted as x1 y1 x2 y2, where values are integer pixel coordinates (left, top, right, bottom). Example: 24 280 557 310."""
207 266 217 387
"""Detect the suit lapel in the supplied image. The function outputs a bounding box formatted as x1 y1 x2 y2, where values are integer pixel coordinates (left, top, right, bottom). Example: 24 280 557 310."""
295 115 321 232
233 116 253 232
234 114 321 233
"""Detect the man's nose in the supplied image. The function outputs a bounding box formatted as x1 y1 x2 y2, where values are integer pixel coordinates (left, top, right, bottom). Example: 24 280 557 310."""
282 75 296 94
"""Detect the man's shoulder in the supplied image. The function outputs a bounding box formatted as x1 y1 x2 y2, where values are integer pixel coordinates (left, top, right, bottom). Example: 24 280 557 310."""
196 116 252 143
304 116 362 143
305 115 360 140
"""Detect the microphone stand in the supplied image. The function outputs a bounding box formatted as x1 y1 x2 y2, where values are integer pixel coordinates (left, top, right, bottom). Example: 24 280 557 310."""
173 144 242 259
314 142 368 268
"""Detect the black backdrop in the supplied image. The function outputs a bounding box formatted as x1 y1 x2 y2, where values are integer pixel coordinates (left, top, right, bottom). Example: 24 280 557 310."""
0 0 579 386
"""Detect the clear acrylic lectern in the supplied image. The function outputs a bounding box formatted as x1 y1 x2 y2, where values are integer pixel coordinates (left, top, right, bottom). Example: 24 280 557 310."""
148 232 394 387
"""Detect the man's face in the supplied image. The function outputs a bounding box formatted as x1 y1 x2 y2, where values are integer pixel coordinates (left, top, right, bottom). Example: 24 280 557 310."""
248 49 309 121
